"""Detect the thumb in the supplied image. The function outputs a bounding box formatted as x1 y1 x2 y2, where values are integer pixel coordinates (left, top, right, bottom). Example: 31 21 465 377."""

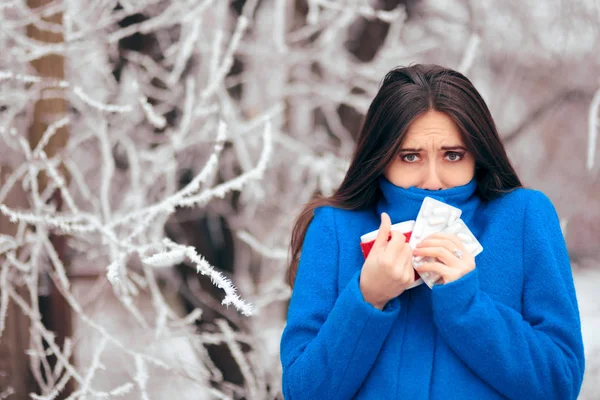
373 212 392 250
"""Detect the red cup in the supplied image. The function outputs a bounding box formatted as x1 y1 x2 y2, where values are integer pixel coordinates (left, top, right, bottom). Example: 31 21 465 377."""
359 220 423 288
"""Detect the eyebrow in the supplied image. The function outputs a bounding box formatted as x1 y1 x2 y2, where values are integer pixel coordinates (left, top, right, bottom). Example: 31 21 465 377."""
398 145 467 152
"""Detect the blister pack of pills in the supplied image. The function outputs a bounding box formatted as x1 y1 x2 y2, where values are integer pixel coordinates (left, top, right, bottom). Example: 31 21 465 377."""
444 219 483 257
410 197 483 289
408 197 462 248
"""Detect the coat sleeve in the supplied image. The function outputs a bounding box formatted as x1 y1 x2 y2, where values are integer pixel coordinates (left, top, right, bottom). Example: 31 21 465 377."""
280 207 401 400
430 191 585 400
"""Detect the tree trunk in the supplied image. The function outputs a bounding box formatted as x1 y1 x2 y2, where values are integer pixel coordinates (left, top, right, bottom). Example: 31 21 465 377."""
0 167 37 399
26 1 73 398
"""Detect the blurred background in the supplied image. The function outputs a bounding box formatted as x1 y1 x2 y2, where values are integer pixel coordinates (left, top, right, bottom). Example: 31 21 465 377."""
0 0 598 399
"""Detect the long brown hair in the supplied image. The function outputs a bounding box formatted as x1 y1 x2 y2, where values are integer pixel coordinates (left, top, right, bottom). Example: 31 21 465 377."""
287 64 522 287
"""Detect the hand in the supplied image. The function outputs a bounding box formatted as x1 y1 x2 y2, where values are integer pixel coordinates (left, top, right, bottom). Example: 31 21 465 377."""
412 232 475 284
360 212 415 309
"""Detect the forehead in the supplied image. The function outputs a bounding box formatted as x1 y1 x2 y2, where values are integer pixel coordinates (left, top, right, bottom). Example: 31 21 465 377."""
402 111 463 145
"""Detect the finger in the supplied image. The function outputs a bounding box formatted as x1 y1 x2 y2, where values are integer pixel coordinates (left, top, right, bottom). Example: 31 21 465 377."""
416 239 458 262
423 233 465 251
391 239 412 270
413 246 456 266
414 261 450 277
401 244 416 282
390 242 414 282
386 230 407 256
416 238 452 249
401 240 413 258
418 238 466 259
373 212 392 250
416 240 475 269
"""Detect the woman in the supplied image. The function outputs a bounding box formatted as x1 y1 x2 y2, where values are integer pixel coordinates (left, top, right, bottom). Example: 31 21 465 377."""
279 64 585 399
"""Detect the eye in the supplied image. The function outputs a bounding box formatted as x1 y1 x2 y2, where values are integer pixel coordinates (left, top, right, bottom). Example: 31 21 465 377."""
445 151 464 162
400 153 420 163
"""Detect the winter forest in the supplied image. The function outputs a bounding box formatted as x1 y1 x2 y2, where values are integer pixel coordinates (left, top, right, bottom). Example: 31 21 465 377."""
0 0 599 399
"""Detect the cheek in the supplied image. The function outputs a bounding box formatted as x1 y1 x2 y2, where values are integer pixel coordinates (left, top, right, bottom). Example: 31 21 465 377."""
442 160 475 185
384 160 420 188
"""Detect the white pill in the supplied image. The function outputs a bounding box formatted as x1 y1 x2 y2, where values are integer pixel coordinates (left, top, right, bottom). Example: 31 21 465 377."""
448 211 459 225
457 232 472 242
423 204 433 217
466 243 479 252
433 207 449 216
427 216 446 225
414 224 424 237
445 222 462 233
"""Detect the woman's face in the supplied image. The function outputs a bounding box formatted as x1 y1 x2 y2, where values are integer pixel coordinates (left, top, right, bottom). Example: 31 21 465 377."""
384 110 476 190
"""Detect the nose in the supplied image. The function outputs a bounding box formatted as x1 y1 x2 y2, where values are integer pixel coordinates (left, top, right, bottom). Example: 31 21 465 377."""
419 162 444 190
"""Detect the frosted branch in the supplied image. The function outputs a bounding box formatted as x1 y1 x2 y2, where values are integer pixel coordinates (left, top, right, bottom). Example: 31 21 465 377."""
201 16 250 100
587 85 600 171
314 0 404 23
458 33 480 75
216 319 261 400
236 230 287 260
163 238 254 316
